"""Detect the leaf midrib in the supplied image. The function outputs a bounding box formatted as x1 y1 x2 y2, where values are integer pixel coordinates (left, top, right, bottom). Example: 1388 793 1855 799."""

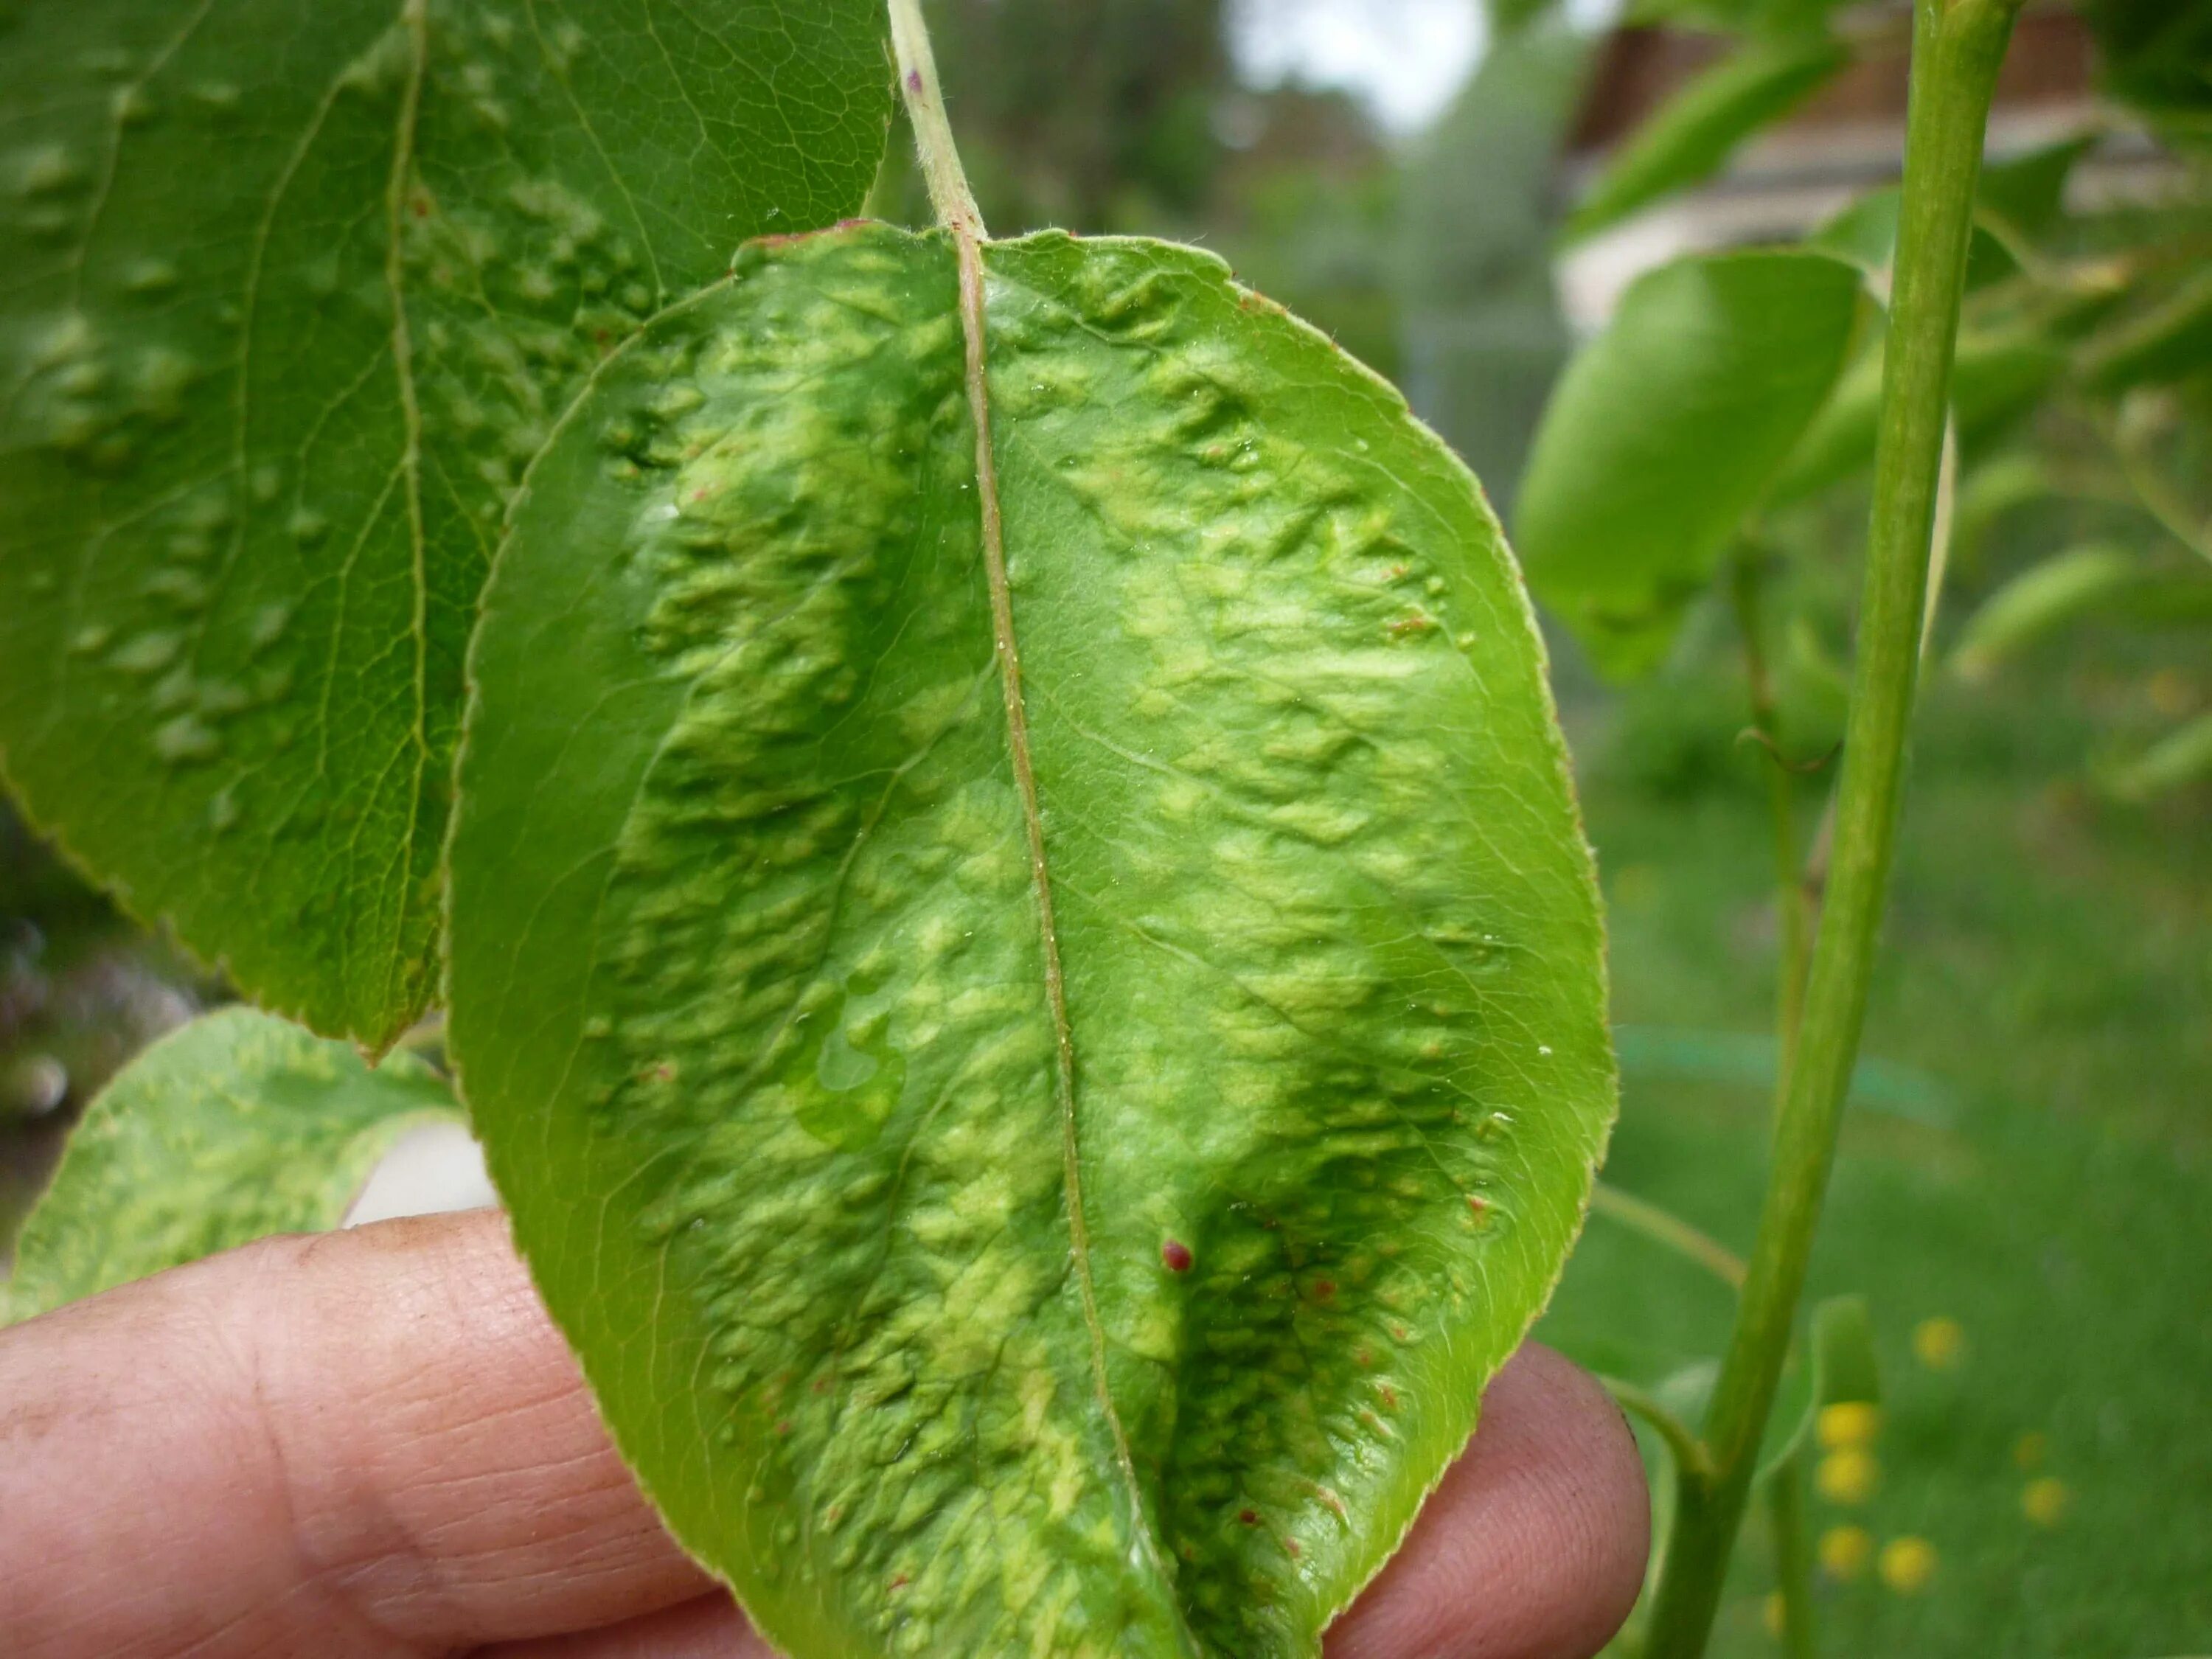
953 230 1191 1638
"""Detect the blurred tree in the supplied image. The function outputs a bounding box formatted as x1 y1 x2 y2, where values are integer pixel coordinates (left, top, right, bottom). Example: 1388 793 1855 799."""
925 0 1232 232
1400 22 1591 515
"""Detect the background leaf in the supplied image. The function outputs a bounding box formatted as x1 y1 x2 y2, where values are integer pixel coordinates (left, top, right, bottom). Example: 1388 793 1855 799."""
0 0 891 1047
448 223 1613 1659
2079 266 2212 394
1772 327 2066 504
1809 186 2021 291
2100 709 2212 802
1975 133 2096 240
1948 544 2143 681
1516 248 1866 678
1565 36 1850 243
1758 1293 1880 1481
2077 0 2212 129
1 1004 458 1324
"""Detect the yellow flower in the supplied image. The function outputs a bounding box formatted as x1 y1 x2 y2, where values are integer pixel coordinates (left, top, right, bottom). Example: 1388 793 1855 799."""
2012 1430 2049 1470
1816 1447 1880 1506
2023 1476 2070 1526
1879 1536 1938 1593
1817 1400 1882 1451
1819 1524 1874 1582
1912 1315 1967 1371
1762 1590 1787 1638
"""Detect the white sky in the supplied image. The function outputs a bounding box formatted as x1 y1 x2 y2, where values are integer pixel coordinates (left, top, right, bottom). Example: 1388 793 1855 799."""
1228 0 1621 135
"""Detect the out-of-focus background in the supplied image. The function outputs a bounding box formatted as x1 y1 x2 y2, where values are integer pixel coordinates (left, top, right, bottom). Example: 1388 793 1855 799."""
4 1 2206 1652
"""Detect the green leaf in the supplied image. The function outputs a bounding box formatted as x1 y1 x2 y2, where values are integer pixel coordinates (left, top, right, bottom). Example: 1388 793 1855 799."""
2080 266 2212 394
1975 134 2097 239
0 0 892 1048
2101 709 2212 803
1 1005 459 1324
2078 0 2212 126
1772 327 2066 504
1951 451 2055 568
448 223 1613 1659
1565 36 1849 243
1516 248 1866 678
1759 1294 1878 1481
1948 544 2142 681
1809 187 2020 292
1622 0 1848 37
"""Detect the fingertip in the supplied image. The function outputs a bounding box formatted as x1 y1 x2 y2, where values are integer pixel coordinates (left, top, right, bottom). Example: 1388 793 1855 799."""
1326 1343 1650 1659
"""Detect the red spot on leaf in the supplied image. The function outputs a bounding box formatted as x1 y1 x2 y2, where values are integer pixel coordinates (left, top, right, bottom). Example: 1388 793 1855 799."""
1310 1278 1337 1301
888 1572 911 1593
1239 1509 1259 1526
774 1419 792 1436
1161 1239 1193 1273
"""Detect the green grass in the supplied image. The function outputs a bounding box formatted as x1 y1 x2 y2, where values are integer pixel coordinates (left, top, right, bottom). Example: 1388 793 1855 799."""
1540 666 2212 1658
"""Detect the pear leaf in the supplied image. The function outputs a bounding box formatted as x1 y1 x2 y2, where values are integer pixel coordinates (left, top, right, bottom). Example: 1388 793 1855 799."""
0 0 891 1047
1517 249 1866 678
1566 36 1850 243
3 1006 460 1324
448 223 1614 1659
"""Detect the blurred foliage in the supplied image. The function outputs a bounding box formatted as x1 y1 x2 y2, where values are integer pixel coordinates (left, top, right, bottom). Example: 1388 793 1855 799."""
1520 0 2212 804
1400 21 1590 511
1565 35 1849 242
1 803 215 1255
922 0 1231 231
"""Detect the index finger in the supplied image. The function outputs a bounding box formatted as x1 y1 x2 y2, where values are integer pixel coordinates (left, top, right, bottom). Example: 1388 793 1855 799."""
0 1208 1645 1658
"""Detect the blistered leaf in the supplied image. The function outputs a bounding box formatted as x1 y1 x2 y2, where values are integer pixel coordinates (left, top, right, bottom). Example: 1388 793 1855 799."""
0 0 891 1047
1 1006 459 1324
1516 249 1865 678
448 223 1613 1659
1565 37 1849 243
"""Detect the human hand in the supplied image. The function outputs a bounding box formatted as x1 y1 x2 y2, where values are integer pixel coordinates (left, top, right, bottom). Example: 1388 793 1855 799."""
0 1210 1646 1658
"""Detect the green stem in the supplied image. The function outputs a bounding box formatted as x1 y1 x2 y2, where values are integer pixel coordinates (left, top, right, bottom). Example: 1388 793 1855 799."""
1601 1377 1715 1483
1590 1181 1747 1292
1730 549 1811 1088
1764 1459 1816 1659
887 0 985 239
1641 4 2023 1652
